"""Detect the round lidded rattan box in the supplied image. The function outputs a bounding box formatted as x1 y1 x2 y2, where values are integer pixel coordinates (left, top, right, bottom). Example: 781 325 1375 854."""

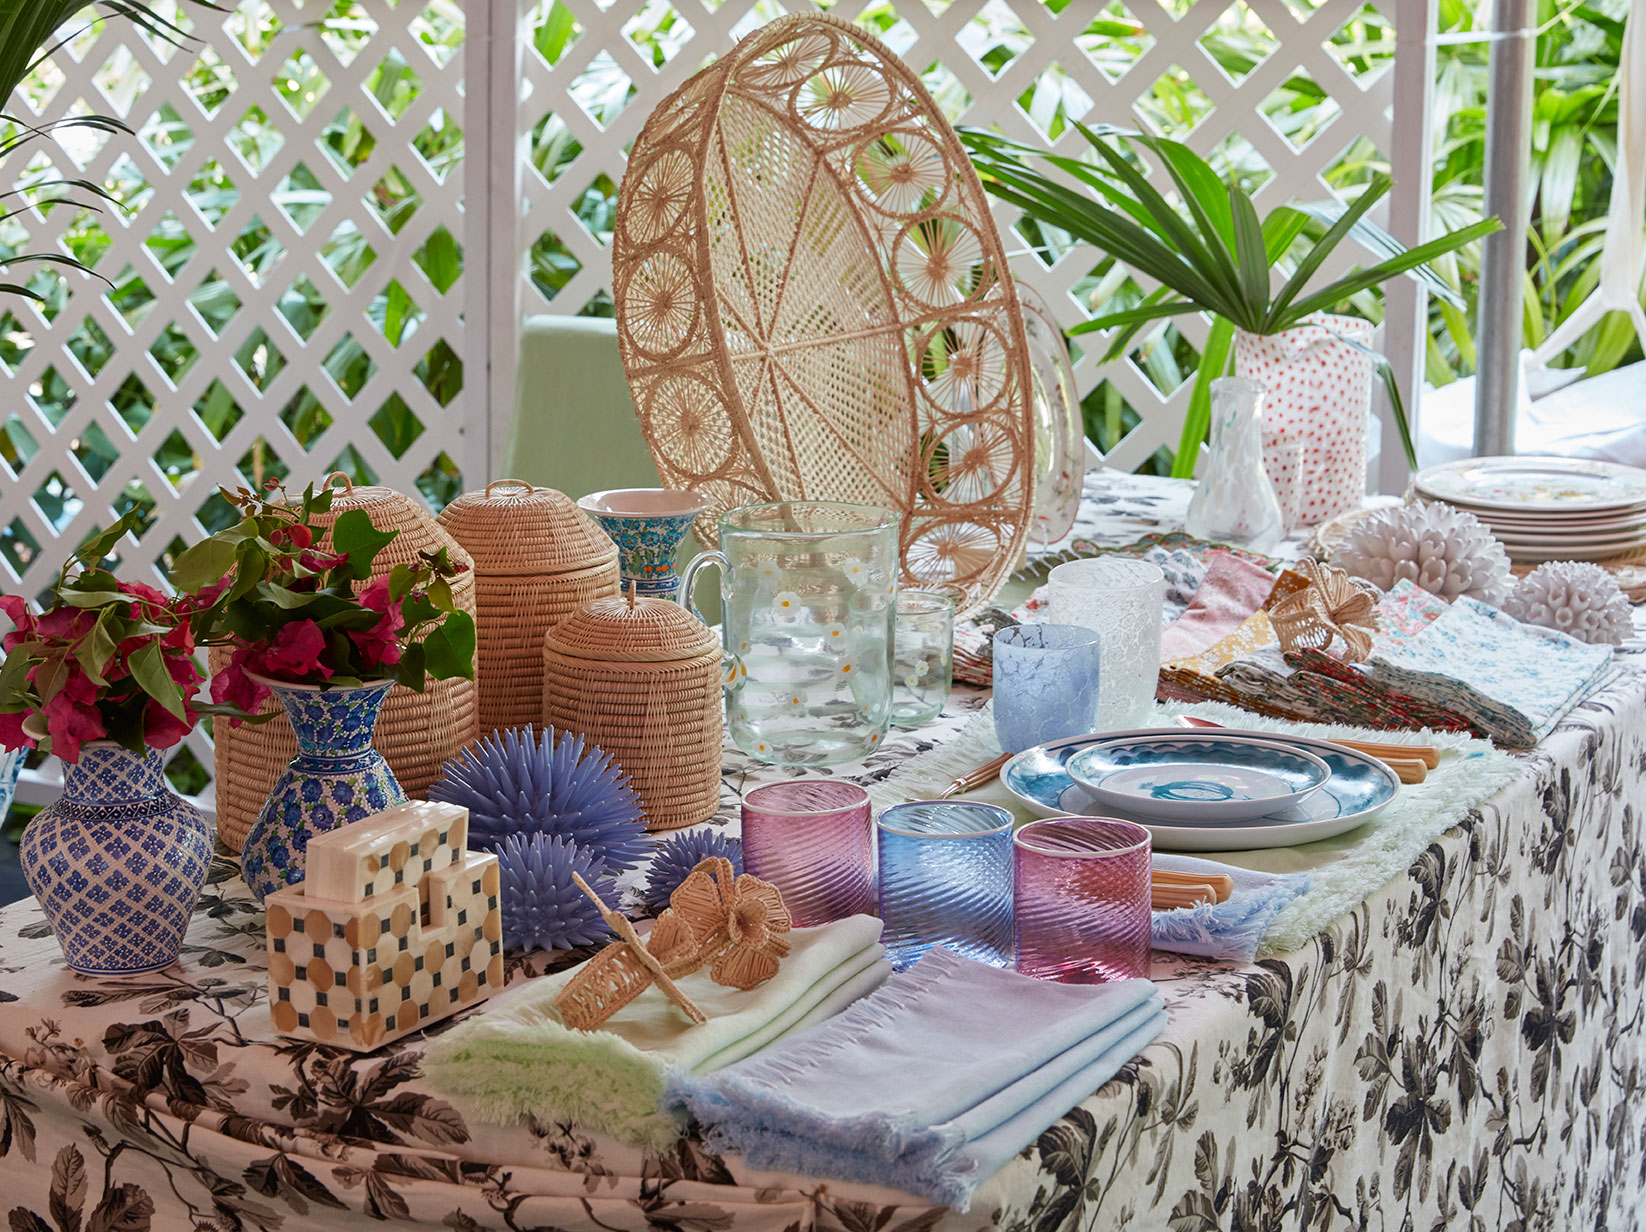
542 589 722 832
213 477 481 852
438 480 619 736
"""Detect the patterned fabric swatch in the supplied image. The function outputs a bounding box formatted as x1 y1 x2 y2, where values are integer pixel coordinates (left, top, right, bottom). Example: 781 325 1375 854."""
1364 597 1618 746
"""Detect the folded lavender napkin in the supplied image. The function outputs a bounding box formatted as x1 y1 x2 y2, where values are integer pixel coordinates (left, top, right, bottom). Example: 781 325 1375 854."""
672 947 1166 1210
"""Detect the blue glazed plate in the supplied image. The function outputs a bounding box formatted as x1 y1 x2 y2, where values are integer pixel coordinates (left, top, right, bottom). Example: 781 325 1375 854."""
1065 733 1331 822
1004 728 1400 852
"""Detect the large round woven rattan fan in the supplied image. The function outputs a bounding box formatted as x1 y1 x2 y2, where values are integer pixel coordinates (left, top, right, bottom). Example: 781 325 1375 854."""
612 14 1035 614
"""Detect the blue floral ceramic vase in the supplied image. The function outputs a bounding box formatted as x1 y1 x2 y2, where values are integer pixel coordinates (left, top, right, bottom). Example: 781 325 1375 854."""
20 742 214 975
240 676 404 902
578 488 712 601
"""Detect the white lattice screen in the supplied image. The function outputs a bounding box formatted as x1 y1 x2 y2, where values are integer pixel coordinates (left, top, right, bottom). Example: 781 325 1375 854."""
3 0 1427 808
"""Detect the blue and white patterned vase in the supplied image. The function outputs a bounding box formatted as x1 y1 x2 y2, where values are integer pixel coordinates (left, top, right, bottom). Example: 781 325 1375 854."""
578 489 712 601
240 676 405 902
20 742 213 976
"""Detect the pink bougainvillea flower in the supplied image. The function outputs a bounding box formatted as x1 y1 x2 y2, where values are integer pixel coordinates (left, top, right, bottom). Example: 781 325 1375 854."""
0 709 35 752
299 549 350 574
142 698 196 750
211 644 272 721
350 575 406 669
117 580 170 608
0 594 34 652
260 619 332 682
164 648 204 691
33 606 94 642
181 575 233 613
42 668 107 763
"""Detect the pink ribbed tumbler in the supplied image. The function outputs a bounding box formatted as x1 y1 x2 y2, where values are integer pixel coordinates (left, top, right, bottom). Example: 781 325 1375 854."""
741 780 875 927
1013 817 1151 983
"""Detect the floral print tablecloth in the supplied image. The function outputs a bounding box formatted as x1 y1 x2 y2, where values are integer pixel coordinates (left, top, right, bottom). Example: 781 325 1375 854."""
2 475 1644 1232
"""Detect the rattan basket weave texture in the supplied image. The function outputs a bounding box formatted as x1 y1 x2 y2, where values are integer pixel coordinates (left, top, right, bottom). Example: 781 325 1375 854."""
438 481 619 736
542 591 723 832
611 13 1035 615
214 480 481 852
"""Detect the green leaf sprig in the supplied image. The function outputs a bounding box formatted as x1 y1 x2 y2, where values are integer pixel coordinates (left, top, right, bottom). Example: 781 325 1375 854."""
960 124 1503 475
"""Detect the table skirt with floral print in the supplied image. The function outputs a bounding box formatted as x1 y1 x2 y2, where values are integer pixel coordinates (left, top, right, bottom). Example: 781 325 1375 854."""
2 664 1641 1231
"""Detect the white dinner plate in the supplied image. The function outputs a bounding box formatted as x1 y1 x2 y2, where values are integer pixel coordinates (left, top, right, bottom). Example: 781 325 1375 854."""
1415 456 1646 513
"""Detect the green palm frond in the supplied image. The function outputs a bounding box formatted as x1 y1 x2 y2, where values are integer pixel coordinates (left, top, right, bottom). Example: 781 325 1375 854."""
960 125 1503 474
1 1 222 291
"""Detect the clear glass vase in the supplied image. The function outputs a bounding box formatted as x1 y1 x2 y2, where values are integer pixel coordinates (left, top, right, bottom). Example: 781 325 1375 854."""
1185 376 1284 552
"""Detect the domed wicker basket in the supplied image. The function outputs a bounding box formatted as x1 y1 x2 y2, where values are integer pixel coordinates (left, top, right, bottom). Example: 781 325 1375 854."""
542 589 723 832
214 477 481 852
438 480 619 735
611 13 1035 615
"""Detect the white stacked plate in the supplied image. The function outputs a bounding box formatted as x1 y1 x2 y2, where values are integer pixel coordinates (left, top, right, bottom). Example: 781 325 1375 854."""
1414 456 1646 562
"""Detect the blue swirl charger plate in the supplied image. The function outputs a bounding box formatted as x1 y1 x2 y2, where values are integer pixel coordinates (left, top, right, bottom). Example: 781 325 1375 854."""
1003 728 1401 852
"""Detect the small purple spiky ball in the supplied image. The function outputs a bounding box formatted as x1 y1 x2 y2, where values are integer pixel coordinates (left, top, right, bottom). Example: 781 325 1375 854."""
496 833 616 954
430 725 649 871
641 828 743 917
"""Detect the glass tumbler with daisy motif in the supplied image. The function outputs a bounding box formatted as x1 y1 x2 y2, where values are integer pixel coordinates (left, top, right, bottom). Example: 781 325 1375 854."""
892 590 954 727
682 501 899 766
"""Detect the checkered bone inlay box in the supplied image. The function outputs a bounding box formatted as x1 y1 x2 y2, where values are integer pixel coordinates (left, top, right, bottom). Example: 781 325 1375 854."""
264 799 503 1051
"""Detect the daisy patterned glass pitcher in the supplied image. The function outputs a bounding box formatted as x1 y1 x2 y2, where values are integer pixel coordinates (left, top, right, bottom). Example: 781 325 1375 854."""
682 502 899 766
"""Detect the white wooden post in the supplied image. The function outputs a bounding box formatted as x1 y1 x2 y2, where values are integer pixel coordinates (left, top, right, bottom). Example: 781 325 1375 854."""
463 0 526 483
1381 0 1438 492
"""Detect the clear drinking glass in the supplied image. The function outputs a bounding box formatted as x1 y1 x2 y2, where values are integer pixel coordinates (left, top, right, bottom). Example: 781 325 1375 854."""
1013 817 1151 983
876 801 1013 970
741 780 875 926
892 590 955 728
1046 559 1165 730
683 502 899 766
992 624 1101 754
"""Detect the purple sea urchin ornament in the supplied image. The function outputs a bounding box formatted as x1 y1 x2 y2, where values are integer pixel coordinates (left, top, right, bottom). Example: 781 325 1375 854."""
497 833 616 953
429 725 649 871
641 828 743 917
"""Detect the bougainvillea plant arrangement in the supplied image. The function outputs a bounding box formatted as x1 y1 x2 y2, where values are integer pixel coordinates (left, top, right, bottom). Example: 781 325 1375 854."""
0 510 239 762
169 481 476 714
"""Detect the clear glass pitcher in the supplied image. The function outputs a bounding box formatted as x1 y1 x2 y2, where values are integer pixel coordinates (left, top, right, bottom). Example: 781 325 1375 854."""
682 501 899 766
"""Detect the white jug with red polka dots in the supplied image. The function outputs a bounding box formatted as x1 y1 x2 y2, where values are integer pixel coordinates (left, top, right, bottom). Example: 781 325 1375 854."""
1235 313 1375 526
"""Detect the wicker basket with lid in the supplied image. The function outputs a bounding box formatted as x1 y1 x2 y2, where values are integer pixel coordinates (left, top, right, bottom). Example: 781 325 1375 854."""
438 480 619 735
213 475 481 852
542 587 722 831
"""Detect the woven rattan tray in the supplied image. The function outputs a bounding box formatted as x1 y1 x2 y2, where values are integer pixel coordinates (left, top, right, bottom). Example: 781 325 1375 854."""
612 14 1035 615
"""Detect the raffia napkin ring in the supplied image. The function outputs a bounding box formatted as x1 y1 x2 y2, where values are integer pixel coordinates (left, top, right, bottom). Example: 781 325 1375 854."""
1267 558 1381 663
555 858 793 1031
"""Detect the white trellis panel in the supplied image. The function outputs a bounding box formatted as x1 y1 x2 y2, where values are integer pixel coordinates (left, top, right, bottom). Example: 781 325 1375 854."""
1 1 471 809
513 0 1432 479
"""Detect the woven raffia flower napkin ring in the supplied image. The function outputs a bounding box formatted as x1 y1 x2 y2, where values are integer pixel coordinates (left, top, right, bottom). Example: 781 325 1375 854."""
555 857 793 1031
1267 558 1382 663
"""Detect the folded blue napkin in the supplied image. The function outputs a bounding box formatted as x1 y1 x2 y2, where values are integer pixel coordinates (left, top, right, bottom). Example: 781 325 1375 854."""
671 947 1166 1210
1150 853 1310 962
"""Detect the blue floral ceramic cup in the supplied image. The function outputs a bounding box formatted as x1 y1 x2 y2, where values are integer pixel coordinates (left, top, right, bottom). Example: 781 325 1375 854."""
577 488 713 601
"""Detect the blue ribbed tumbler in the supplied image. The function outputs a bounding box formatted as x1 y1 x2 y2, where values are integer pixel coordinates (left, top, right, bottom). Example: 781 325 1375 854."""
875 801 1014 970
992 624 1101 754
